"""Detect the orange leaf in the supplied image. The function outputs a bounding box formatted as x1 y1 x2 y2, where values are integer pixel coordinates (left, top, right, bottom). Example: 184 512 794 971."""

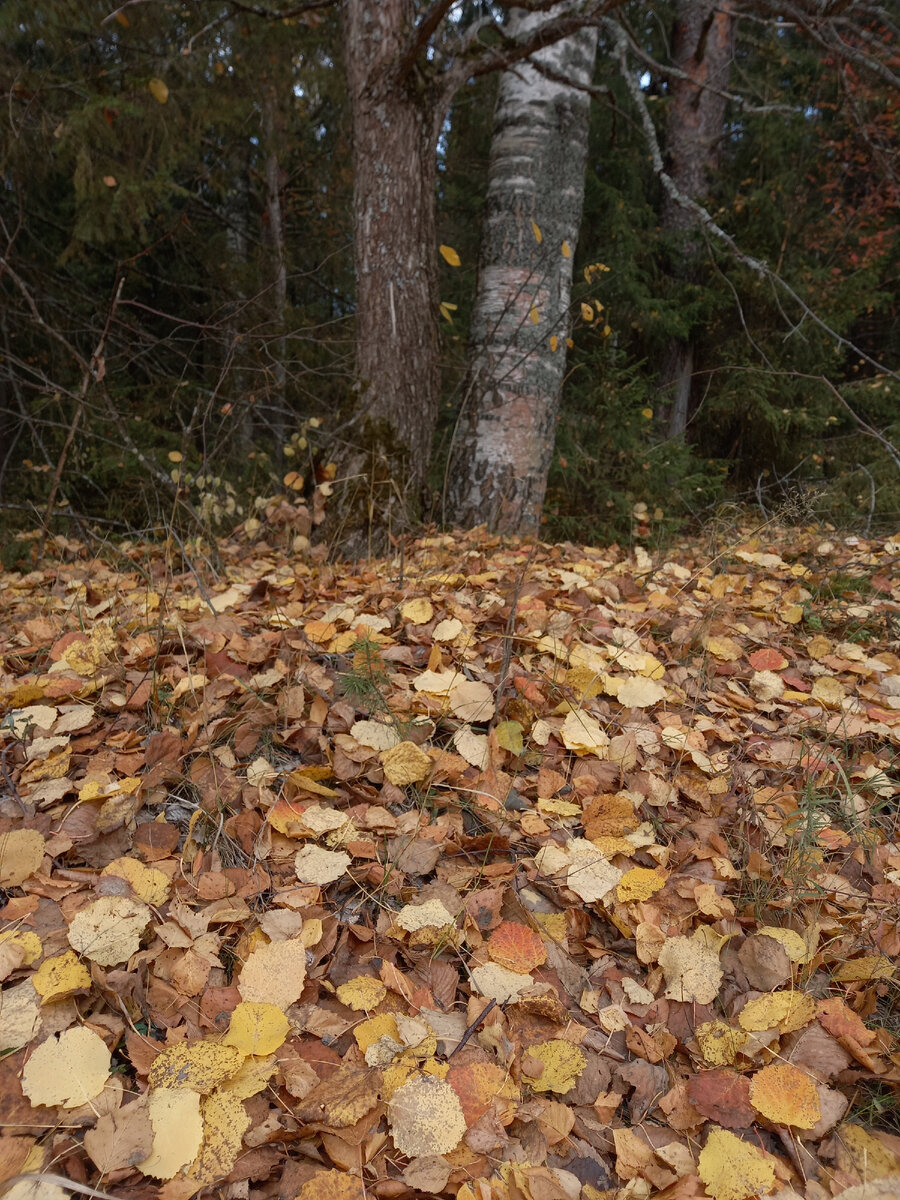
487 921 546 973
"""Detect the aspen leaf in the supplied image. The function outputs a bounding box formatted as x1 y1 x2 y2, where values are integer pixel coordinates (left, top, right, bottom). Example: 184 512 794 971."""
834 955 895 982
0 930 42 967
148 78 169 104
550 335 559 352
148 1042 243 1093
22 1027 111 1109
470 962 534 1003
67 895 151 966
561 239 571 258
138 1088 203 1180
835 1122 900 1180
336 976 387 1011
487 921 546 973
432 617 462 641
565 839 622 903
687 1070 755 1130
351 719 400 750
0 980 41 1051
756 926 809 962
103 175 117 187
749 648 788 671
529 306 539 324
494 720 524 754
698 1126 776 1200
531 219 542 243
101 856 171 905
641 406 653 419
528 1040 587 1094
219 1052 278 1100
224 1002 290 1056
32 950 90 1002
695 1020 747 1067
400 597 433 624
238 937 308 1009
396 898 455 932
294 1171 365 1200
616 675 666 708
353 1011 399 1054
0 830 45 887
380 739 432 786
658 928 724 1004
617 867 666 903
448 1061 519 1125
294 844 351 885
188 1091 251 1184
749 1062 821 1128
737 990 815 1033
452 725 490 769
448 679 493 722
439 244 461 266
560 710 609 756
388 1075 466 1158
580 302 593 322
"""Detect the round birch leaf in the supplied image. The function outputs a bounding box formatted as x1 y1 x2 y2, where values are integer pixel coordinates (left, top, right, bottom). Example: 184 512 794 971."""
698 1126 776 1200
138 1088 203 1180
238 937 308 1010
0 829 45 887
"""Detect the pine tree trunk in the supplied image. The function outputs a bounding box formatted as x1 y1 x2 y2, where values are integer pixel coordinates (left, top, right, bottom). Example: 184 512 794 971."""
657 0 735 439
446 5 597 535
339 0 440 553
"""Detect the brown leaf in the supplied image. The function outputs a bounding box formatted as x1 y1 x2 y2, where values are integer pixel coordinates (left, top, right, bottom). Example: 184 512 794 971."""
687 1070 755 1129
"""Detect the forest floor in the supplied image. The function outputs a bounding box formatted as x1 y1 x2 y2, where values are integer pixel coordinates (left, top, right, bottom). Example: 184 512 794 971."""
2 519 900 1200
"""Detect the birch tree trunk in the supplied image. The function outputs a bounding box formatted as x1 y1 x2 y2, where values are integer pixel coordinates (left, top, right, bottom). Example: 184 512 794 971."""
657 0 736 440
340 0 440 553
446 4 598 535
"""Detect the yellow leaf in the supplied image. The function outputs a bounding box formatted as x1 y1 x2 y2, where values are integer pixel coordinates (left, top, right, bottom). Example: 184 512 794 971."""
617 867 666 904
101 857 171 905
531 220 542 243
616 675 666 708
448 678 493 722
148 1042 243 1093
529 306 539 324
167 450 183 463
580 302 594 322
835 1122 900 1180
401 597 433 624
336 976 388 1012
757 927 809 963
32 950 90 1003
641 407 654 419
148 78 169 104
565 337 574 349
67 895 151 966
529 1040 587 1094
749 1063 821 1128
439 303 454 323
549 335 558 352
21 1028 111 1109
560 709 609 756
494 720 524 755
354 1012 400 1054
698 1126 776 1200
561 240 571 258
138 1089 203 1180
238 938 308 1009
380 740 432 786
439 244 461 266
388 1075 466 1157
695 1020 747 1067
834 955 895 982
188 1091 251 1184
738 990 815 1033
0 829 45 887
0 930 42 968
224 1002 290 1056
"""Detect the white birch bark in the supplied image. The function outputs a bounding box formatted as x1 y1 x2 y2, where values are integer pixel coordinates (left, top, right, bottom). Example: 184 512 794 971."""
448 4 598 534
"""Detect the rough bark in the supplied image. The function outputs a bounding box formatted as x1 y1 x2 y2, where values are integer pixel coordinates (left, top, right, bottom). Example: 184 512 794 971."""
447 4 598 535
657 0 735 440
339 0 441 553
